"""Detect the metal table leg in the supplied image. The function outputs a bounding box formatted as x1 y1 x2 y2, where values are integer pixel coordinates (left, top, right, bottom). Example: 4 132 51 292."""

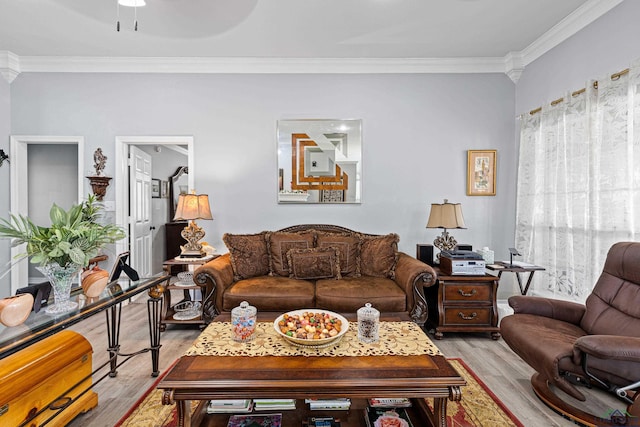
147 296 163 377
522 271 537 295
105 304 122 377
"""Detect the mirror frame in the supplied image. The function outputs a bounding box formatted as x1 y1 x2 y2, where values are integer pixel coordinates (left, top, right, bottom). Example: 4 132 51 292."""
169 166 188 220
276 119 362 204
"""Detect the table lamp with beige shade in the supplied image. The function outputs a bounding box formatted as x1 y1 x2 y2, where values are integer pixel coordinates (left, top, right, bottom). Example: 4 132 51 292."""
173 192 213 258
426 199 467 258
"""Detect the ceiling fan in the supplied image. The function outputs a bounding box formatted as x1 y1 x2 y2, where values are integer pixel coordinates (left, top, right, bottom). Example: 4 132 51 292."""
117 0 146 31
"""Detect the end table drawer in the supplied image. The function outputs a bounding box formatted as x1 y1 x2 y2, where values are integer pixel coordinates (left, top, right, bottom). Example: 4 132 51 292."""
443 284 491 302
443 307 492 325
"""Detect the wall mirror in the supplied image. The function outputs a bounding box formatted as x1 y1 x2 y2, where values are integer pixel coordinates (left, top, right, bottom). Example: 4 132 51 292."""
277 119 362 204
169 166 189 220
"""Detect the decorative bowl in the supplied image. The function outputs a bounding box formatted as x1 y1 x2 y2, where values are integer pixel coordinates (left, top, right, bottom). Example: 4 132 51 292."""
175 271 194 287
273 309 349 348
0 293 34 327
173 301 201 321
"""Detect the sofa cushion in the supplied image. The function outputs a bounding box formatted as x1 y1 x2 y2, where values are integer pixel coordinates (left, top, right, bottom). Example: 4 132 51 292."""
287 247 341 280
268 231 316 276
315 276 406 313
223 232 271 280
316 232 360 277
222 276 315 312
359 233 399 279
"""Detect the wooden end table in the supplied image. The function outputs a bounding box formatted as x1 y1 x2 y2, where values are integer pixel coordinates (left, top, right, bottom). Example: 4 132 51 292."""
425 266 501 340
158 312 465 427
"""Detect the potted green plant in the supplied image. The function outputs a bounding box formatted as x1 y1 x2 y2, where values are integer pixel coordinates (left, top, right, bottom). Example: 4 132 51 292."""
0 195 126 314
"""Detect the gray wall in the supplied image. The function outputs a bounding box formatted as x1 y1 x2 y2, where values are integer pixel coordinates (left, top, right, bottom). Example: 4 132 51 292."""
2 0 638 300
507 0 640 297
8 72 516 266
27 144 78 280
516 0 640 115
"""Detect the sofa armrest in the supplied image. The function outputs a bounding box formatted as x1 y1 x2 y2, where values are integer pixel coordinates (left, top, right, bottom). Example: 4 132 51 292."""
194 253 235 322
508 295 585 324
574 335 640 363
393 252 437 326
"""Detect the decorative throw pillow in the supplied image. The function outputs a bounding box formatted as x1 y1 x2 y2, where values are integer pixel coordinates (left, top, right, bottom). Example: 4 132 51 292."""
287 247 341 280
268 231 316 276
316 231 361 277
359 233 400 279
223 232 271 280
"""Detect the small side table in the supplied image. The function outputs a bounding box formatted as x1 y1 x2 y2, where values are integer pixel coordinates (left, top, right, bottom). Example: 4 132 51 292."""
485 262 545 295
160 254 218 331
425 266 501 340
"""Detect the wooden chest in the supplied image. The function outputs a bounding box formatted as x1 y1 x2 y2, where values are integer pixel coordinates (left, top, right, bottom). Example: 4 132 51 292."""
0 330 98 426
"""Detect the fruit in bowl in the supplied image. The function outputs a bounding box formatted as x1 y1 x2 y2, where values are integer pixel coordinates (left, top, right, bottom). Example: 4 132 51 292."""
274 309 349 347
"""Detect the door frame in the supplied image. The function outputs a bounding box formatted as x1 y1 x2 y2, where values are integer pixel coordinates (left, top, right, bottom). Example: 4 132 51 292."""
9 135 85 294
114 136 194 258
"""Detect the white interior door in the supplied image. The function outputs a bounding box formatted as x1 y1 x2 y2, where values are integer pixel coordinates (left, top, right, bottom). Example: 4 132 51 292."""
129 146 153 279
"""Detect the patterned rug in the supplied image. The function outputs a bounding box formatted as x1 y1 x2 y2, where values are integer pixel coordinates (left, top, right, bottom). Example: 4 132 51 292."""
115 357 523 427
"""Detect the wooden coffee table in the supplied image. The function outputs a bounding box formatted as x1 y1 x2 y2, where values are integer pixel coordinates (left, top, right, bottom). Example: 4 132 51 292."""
158 312 465 427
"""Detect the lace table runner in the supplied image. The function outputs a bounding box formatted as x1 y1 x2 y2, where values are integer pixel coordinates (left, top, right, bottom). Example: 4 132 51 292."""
184 321 441 357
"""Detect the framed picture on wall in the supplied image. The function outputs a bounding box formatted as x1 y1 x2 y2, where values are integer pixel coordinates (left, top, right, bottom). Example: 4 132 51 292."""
151 178 161 198
467 150 497 196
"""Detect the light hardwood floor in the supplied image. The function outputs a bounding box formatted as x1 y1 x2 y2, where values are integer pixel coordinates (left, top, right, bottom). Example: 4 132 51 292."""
66 302 623 427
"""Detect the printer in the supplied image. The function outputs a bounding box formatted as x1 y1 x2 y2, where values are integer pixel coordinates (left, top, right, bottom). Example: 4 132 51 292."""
439 250 486 275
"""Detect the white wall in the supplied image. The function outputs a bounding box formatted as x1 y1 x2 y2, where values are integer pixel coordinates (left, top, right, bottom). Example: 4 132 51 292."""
0 80 9 298
9 72 516 267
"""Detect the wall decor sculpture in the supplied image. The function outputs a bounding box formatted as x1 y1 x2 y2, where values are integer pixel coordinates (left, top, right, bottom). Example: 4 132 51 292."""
87 147 112 201
277 119 362 204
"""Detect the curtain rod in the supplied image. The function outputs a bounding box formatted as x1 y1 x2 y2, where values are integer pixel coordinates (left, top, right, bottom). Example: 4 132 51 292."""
528 68 630 116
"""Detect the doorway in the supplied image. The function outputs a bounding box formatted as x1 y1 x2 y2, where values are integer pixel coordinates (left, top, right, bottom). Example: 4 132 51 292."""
114 136 194 275
9 135 84 294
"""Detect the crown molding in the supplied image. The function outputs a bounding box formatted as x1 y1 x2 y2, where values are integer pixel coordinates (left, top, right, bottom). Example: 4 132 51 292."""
1 0 624 83
504 52 524 84
16 56 506 75
0 51 20 83
519 0 624 66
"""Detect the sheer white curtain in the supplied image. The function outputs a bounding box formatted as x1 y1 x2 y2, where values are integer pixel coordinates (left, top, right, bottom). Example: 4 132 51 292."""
515 61 640 302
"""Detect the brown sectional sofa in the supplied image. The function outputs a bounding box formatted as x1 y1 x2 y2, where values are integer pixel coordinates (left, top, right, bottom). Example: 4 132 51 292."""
194 224 437 325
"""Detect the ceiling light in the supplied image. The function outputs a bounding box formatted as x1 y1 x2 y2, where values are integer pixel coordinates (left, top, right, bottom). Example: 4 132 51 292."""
118 0 146 6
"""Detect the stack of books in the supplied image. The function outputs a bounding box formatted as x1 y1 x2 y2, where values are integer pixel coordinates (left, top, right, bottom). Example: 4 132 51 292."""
253 398 297 411
206 399 253 414
306 398 351 411
367 398 412 408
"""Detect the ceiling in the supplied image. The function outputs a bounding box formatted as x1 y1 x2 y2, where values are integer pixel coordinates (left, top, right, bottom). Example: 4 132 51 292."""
0 0 624 80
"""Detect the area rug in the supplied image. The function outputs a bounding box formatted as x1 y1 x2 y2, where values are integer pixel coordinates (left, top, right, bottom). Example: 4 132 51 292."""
431 358 525 427
115 357 523 427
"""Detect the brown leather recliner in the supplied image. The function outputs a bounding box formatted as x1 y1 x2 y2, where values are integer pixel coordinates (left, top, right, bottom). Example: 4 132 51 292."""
501 242 640 423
